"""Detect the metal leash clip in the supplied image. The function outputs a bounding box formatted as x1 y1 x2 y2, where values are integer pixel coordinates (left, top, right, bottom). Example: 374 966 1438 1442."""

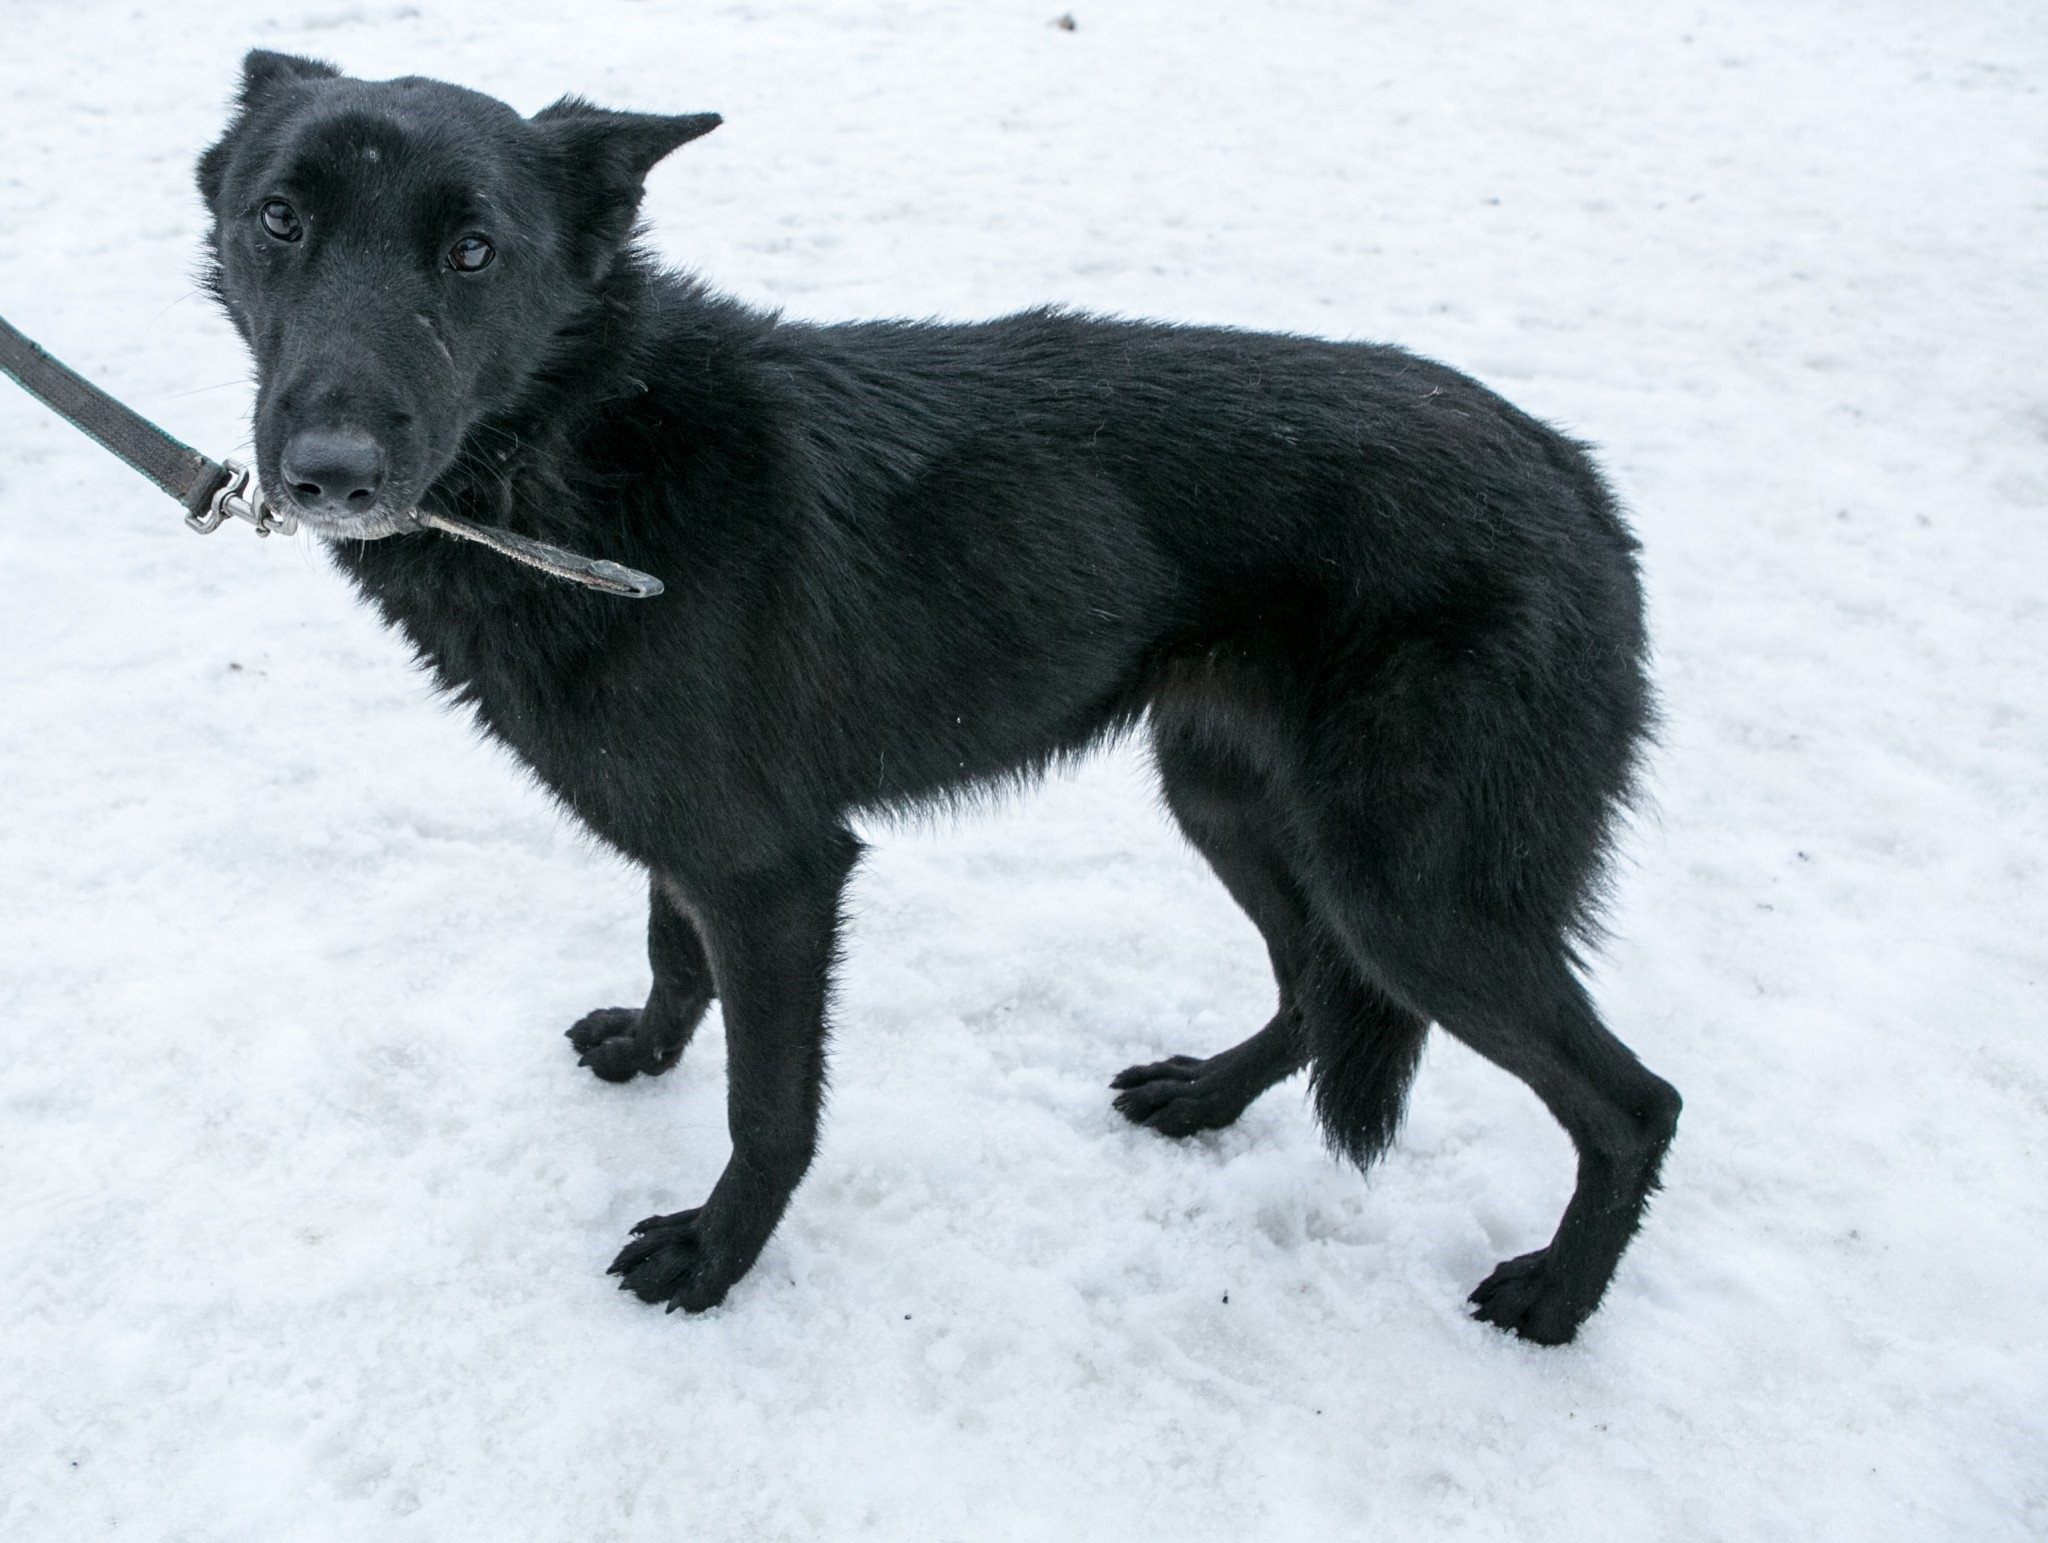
187 459 298 538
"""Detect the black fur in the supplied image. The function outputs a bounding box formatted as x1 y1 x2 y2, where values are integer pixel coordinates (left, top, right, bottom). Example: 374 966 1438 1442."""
199 51 1680 1343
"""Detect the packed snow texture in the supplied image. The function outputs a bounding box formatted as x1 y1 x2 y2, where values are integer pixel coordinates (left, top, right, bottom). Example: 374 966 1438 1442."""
2 2 2043 1538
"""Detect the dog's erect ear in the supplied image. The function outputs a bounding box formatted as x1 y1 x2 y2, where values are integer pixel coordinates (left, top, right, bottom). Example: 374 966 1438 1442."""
199 51 341 209
237 48 341 106
533 99 721 275
534 98 722 186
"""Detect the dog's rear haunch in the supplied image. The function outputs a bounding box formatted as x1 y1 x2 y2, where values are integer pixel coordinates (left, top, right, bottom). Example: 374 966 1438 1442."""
200 50 1680 1345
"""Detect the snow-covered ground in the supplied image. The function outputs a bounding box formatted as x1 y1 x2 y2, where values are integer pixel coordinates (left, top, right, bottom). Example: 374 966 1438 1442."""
2 1 2043 1537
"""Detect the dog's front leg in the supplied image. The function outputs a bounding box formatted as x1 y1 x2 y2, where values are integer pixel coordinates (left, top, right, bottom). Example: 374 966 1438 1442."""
608 830 863 1314
567 874 716 1082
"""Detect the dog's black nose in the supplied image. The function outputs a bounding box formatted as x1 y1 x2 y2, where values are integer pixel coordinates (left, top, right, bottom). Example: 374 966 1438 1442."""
280 429 387 513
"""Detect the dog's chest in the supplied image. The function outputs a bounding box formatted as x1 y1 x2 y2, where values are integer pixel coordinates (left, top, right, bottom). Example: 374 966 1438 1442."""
412 599 798 874
376 582 657 819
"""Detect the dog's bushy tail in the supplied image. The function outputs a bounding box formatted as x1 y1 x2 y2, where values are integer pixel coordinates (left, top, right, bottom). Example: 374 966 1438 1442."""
1298 943 1431 1169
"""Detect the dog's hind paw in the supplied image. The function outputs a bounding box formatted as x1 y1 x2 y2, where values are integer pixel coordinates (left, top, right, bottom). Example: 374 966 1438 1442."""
1111 1054 1254 1137
1468 1249 1593 1346
566 1006 684 1083
607 1209 745 1314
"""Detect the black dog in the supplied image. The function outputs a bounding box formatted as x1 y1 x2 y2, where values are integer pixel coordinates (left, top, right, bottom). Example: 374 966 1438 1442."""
198 50 1680 1344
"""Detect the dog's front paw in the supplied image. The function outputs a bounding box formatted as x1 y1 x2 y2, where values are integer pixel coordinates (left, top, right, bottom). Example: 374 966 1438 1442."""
1468 1248 1594 1346
567 1006 685 1083
607 1209 749 1314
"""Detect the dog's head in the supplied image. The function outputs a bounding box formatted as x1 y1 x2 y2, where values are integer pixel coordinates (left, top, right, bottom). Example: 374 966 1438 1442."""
198 50 718 537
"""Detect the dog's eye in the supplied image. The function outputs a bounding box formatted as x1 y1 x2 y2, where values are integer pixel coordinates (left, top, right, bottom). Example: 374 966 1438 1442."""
448 235 495 273
259 199 302 242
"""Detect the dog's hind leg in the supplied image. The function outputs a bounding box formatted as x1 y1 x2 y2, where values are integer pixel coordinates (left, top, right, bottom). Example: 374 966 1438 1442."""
1336 910 1678 1345
1450 960 1679 1346
567 873 716 1083
1113 720 1431 1150
1293 651 1678 1344
1112 718 1308 1135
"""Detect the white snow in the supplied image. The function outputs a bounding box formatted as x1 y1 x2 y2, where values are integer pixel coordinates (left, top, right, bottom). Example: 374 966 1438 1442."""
2 1 2044 1538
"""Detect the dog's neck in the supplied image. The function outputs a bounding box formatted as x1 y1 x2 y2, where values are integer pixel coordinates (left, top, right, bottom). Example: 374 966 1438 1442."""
427 256 664 537
321 256 756 717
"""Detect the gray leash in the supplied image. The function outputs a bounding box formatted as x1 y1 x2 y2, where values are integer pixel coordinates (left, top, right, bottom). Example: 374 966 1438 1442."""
0 311 665 600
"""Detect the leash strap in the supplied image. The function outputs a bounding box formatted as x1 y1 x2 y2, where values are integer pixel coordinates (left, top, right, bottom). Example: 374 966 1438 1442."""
0 310 665 596
0 312 236 521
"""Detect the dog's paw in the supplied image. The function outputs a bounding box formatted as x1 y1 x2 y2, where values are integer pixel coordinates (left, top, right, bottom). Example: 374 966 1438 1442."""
607 1209 746 1314
1468 1249 1592 1346
566 1006 684 1084
1110 1054 1252 1137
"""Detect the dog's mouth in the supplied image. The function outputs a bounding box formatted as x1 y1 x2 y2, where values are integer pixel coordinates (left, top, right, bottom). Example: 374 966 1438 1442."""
270 490 420 542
